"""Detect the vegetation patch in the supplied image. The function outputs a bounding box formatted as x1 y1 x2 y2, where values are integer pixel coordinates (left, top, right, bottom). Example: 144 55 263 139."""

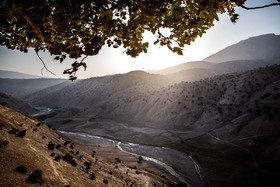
47 141 55 150
33 112 59 121
0 140 9 148
8 128 18 134
26 169 44 185
90 173 96 180
14 165 27 174
17 130 27 137
62 153 77 167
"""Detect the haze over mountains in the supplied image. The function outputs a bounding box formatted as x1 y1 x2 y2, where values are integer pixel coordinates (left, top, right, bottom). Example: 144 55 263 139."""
0 70 45 79
1 33 280 187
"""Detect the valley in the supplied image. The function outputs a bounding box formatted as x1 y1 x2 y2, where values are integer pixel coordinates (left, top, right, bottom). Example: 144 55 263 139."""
1 34 280 187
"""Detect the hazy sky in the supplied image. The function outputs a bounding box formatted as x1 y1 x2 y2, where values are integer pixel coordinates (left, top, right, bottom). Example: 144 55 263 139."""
0 0 280 78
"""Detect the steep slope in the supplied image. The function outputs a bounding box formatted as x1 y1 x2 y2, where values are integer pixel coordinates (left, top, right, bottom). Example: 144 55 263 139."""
0 105 177 186
26 71 173 108
0 78 68 99
204 33 280 62
0 92 36 115
0 70 44 79
98 65 280 130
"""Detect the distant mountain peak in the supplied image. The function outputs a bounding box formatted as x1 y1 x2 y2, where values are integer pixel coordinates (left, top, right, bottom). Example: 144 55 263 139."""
203 33 280 63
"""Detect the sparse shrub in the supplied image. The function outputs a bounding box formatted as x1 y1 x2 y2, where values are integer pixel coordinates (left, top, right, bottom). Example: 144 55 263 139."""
84 161 91 170
42 136 45 139
62 153 77 167
8 128 18 134
70 160 77 167
115 158 121 163
17 130 27 137
36 123 41 127
0 140 9 148
33 128 37 132
55 144 62 149
50 153 55 157
0 124 6 130
47 141 55 150
15 165 27 174
54 156 61 161
103 179 108 184
138 156 143 163
62 153 73 162
26 169 44 185
90 173 96 180
64 141 70 146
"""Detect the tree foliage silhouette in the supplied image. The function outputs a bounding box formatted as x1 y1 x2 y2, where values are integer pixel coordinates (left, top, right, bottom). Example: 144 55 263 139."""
1 0 279 80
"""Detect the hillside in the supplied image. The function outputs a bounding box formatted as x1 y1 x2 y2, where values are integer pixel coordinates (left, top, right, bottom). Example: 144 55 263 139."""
0 92 36 115
25 71 173 108
44 64 280 187
155 61 215 75
204 33 280 62
166 59 280 82
0 78 68 99
0 70 44 79
0 105 179 186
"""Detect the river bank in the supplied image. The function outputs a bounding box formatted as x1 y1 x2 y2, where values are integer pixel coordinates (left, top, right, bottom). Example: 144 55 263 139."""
59 130 206 187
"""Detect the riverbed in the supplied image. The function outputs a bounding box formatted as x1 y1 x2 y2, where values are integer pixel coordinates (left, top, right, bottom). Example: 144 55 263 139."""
59 130 206 187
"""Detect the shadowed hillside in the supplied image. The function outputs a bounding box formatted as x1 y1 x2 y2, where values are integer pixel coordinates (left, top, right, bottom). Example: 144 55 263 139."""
0 93 36 115
0 78 68 99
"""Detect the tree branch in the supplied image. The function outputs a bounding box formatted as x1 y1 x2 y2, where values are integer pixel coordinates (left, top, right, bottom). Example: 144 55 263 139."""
35 51 56 76
23 13 81 54
241 3 280 10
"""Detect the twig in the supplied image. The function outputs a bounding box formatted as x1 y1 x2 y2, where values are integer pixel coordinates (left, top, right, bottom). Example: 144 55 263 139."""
80 55 88 64
241 3 280 10
35 51 56 76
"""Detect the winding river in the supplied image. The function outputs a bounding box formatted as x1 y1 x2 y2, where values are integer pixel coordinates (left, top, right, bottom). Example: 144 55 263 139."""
59 130 205 187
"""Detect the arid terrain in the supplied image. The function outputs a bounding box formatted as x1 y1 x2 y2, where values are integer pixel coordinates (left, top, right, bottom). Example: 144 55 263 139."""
0 105 181 186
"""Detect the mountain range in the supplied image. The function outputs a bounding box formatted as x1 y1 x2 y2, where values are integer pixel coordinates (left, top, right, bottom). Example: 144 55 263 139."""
1 33 280 187
0 70 46 79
